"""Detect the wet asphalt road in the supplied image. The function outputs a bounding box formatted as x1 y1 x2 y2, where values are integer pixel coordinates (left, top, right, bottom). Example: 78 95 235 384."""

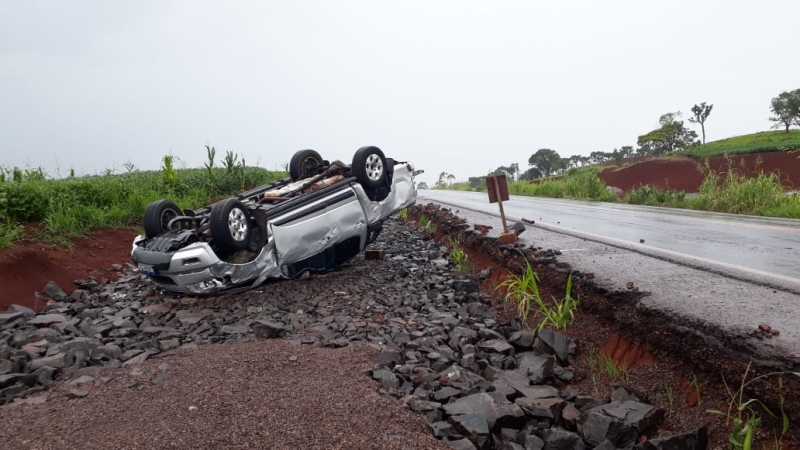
418 190 800 361
420 190 800 286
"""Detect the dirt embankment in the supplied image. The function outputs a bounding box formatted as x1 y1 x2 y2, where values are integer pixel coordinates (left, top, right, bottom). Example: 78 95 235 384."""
0 228 139 311
597 151 800 193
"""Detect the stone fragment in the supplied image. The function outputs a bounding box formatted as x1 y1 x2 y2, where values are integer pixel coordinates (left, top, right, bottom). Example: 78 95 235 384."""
69 375 96 385
442 393 498 430
220 324 249 335
522 434 544 450
252 320 286 339
449 412 490 438
91 344 123 361
31 353 66 370
6 305 36 316
580 401 665 447
119 349 144 362
560 402 582 430
508 330 536 350
541 428 585 450
28 314 67 327
66 389 89 399
434 386 462 402
478 339 515 355
429 421 458 440
44 281 67 301
175 310 210 326
440 365 486 391
121 351 150 367
534 329 576 365
516 352 554 381
0 359 14 375
515 396 566 422
372 369 400 389
159 339 180 351
0 312 24 326
610 384 648 403
488 369 531 392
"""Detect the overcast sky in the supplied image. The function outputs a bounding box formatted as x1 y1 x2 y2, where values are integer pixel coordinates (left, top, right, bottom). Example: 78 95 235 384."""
2 1 798 186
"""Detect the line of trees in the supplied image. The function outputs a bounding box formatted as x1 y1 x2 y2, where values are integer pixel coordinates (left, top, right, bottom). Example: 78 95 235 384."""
439 88 800 187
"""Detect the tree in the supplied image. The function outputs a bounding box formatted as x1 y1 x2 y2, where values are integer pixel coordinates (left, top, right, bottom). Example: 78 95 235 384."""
637 112 698 155
527 148 561 177
416 182 429 190
620 146 634 159
467 177 484 189
437 171 449 187
447 174 456 185
769 89 800 133
688 102 713 144
519 167 542 181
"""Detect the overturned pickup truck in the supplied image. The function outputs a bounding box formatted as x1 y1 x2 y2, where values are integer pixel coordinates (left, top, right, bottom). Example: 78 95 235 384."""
131 146 420 295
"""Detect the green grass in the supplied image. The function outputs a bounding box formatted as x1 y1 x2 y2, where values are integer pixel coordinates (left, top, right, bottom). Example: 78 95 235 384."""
0 160 285 243
507 170 619 202
622 160 800 218
496 254 580 331
448 235 469 272
707 361 798 450
683 130 800 158
584 345 630 384
0 221 23 248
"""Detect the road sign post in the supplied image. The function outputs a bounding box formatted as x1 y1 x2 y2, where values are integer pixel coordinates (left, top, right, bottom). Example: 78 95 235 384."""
486 174 517 244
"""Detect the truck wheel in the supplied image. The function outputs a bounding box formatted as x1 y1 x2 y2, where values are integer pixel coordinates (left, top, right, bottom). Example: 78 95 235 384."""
144 199 182 238
352 146 388 192
210 198 252 253
289 149 323 181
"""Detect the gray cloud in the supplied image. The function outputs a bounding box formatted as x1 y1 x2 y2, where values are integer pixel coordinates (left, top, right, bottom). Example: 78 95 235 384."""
2 0 798 187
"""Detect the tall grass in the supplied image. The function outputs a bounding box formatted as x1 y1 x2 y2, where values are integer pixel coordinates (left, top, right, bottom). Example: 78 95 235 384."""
687 164 788 216
0 155 285 242
507 171 618 202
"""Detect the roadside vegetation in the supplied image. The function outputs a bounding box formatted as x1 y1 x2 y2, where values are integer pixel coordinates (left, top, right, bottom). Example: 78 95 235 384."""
625 162 800 218
437 156 800 219
0 148 285 247
682 130 800 158
496 254 580 332
440 167 618 203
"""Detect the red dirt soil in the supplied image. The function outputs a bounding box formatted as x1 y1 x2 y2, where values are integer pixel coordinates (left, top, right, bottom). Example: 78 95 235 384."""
597 151 800 193
0 228 139 312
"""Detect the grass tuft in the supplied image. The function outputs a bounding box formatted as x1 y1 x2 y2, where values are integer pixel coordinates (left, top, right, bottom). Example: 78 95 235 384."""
448 235 469 272
496 254 579 331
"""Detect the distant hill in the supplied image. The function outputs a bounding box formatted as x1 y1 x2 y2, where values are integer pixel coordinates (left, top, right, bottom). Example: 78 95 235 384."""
682 130 800 158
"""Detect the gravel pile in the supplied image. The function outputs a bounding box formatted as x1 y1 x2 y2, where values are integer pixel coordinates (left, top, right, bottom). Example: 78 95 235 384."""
0 216 705 449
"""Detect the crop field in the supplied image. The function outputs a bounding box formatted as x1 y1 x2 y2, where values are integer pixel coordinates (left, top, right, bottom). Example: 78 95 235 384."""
0 153 285 248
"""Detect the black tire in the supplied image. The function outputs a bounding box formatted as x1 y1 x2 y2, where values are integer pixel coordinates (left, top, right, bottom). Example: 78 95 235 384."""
143 199 182 238
289 149 323 181
352 146 388 191
210 198 252 254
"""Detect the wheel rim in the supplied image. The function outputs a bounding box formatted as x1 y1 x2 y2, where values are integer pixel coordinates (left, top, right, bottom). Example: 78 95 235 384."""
160 209 177 231
227 208 248 242
365 154 383 181
301 157 319 177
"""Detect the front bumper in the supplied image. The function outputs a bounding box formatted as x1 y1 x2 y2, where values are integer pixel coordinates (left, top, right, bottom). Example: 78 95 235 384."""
130 239 277 295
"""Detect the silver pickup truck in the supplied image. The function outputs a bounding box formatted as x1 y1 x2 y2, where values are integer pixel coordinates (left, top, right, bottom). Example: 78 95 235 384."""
130 146 420 295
